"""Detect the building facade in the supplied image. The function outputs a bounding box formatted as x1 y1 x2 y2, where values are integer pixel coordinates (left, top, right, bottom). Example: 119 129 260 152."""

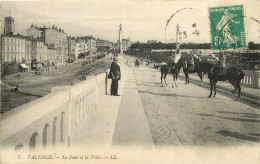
44 26 67 63
86 38 97 54
1 35 26 63
27 25 68 63
36 40 45 62
96 39 109 49
75 43 81 60
47 48 58 63
26 24 45 39
0 34 33 71
24 38 32 69
67 38 76 61
121 38 131 51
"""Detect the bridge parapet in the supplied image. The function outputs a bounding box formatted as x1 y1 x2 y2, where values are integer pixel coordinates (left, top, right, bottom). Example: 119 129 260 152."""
0 73 107 151
241 70 260 89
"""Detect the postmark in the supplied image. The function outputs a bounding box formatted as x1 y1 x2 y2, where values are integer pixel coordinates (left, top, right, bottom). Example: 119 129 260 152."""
209 5 246 50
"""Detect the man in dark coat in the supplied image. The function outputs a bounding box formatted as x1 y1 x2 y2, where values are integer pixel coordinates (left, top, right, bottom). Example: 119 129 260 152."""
110 57 121 96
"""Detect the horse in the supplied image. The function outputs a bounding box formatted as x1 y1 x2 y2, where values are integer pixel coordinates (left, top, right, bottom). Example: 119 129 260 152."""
199 62 245 101
160 60 182 87
181 57 204 85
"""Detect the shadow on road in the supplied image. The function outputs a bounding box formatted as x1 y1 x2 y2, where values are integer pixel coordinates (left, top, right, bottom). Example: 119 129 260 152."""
133 69 160 73
196 113 260 123
138 90 235 101
216 111 260 118
13 91 43 98
217 130 259 142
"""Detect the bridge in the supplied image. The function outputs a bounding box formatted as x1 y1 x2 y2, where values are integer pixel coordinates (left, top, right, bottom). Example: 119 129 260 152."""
1 54 259 162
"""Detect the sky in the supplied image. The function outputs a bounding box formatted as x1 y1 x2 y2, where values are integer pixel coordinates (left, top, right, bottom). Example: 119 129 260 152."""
1 0 260 43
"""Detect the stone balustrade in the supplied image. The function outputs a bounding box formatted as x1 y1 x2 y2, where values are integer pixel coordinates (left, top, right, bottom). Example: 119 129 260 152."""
0 73 107 151
241 70 260 89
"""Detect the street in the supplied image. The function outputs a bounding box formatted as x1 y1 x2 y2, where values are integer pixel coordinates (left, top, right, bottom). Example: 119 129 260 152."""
126 57 260 146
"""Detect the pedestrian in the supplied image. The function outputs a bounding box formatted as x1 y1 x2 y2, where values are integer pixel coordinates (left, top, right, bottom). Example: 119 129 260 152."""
109 57 121 96
14 84 19 92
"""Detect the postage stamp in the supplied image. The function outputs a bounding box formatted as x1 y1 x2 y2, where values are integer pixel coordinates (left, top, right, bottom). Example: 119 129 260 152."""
209 5 246 50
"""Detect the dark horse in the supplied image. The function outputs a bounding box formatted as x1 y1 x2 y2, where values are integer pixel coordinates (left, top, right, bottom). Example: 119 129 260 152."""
199 62 245 101
160 60 182 87
181 58 204 84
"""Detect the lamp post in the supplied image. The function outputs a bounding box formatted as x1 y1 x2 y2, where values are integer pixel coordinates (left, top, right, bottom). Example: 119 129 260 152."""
175 24 181 63
118 23 123 54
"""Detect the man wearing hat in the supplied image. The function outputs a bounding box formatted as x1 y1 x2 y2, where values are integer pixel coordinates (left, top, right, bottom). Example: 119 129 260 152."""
109 57 121 96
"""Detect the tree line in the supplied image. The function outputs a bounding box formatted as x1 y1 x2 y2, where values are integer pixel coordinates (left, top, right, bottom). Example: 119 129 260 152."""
129 42 212 50
129 42 260 50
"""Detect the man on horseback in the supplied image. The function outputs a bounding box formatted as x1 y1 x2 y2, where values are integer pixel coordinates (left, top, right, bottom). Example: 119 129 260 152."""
209 52 227 75
217 52 227 75
210 52 227 75
168 57 175 68
187 52 195 71
219 52 227 68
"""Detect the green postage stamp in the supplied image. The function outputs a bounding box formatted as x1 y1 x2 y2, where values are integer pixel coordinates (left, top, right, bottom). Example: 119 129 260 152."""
209 5 246 50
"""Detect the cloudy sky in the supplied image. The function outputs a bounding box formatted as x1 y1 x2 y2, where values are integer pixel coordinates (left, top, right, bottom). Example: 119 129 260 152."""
1 0 260 43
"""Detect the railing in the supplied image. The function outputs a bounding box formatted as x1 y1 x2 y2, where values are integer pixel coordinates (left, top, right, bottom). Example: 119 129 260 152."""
241 70 260 89
0 73 107 151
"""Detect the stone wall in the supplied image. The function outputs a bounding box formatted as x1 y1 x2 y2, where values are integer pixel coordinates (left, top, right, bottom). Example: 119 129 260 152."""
0 73 107 151
241 70 260 89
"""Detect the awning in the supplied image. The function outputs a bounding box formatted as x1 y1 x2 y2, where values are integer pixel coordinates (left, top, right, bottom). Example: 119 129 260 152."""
20 64 28 69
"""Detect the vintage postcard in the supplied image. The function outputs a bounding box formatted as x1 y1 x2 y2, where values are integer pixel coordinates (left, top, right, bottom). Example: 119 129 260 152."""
0 0 260 163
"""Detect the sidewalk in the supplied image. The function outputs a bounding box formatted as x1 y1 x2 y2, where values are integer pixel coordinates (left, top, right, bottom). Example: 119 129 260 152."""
111 65 154 147
70 55 128 148
70 55 154 148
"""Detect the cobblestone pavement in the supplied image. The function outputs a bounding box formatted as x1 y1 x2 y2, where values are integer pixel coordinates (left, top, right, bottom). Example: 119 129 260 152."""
126 58 260 147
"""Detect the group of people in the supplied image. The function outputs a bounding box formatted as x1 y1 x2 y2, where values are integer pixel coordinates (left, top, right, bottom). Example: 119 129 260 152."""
167 51 227 71
108 51 227 96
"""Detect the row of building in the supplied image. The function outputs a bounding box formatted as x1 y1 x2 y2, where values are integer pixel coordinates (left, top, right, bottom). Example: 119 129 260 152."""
0 15 131 75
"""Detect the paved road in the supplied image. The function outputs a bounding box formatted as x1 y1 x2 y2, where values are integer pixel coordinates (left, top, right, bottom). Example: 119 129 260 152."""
126 58 260 147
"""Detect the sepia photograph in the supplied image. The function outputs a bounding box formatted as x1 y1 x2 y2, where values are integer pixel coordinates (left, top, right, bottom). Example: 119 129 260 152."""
0 0 260 163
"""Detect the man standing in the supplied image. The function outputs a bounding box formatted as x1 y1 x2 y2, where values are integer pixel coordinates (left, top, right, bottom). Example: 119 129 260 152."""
109 57 121 96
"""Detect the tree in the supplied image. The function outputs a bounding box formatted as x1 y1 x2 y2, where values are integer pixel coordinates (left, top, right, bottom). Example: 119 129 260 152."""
248 42 260 50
